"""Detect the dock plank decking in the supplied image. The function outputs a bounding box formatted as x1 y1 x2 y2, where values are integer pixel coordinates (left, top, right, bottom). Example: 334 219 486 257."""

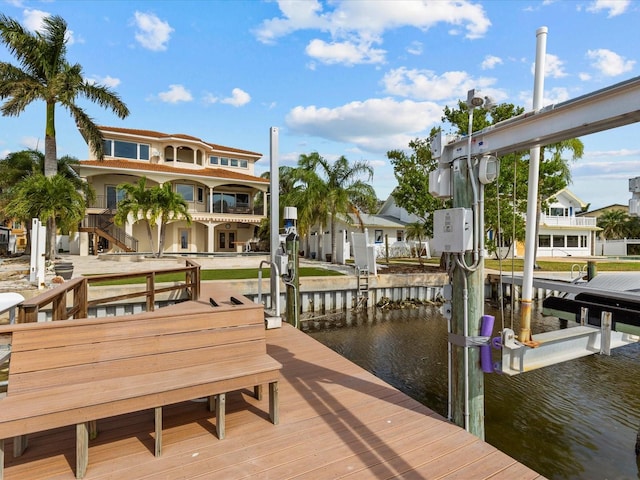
3 323 543 479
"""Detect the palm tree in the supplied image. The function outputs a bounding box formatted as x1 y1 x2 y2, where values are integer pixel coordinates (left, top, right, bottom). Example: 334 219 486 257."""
114 177 156 254
597 209 629 240
0 149 95 254
114 179 192 258
3 173 86 252
0 14 129 176
1 14 129 259
296 153 377 263
405 221 429 265
153 183 192 258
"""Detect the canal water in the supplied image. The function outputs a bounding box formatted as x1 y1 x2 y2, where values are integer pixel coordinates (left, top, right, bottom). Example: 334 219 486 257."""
306 304 640 480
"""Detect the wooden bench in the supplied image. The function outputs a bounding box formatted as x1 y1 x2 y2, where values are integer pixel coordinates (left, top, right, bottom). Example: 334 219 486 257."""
0 292 281 479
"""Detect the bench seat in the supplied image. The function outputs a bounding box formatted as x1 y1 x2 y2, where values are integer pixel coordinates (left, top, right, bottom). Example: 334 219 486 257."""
0 294 281 479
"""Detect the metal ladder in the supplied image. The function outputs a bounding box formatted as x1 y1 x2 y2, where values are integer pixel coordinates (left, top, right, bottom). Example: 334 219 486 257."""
355 266 369 310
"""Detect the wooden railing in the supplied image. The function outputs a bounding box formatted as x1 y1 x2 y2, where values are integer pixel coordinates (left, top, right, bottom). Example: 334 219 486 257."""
17 259 201 323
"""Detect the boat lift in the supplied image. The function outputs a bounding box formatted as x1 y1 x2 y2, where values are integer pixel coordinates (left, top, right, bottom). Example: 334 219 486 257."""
430 74 640 376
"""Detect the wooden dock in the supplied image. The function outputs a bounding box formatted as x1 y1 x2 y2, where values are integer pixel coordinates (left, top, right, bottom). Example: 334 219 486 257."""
3 323 543 479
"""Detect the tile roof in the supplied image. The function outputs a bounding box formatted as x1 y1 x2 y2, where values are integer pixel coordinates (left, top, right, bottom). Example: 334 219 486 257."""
78 159 269 184
98 126 262 157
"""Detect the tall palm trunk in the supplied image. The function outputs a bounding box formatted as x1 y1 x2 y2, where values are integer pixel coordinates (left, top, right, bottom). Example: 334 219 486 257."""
44 102 58 260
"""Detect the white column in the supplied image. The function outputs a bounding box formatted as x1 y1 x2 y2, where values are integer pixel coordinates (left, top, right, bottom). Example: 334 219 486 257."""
209 187 214 213
207 223 215 252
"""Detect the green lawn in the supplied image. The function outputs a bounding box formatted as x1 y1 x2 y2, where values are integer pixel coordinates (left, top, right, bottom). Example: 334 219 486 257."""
380 257 640 272
88 267 343 286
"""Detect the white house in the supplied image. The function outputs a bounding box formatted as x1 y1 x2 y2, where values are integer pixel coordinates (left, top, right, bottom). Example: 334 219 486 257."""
522 188 600 257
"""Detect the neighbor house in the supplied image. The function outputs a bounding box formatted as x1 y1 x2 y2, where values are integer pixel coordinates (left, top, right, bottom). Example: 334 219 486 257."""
72 126 269 256
516 188 600 257
305 188 599 263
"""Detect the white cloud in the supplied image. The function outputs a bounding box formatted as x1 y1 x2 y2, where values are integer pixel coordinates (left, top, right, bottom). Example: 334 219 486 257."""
518 86 571 109
530 53 567 78
0 149 10 159
22 9 48 32
85 75 121 88
381 67 500 102
285 97 443 153
221 88 251 107
481 55 502 70
22 8 77 45
406 41 423 56
306 39 385 65
158 84 193 103
586 0 630 17
579 72 592 81
586 48 635 76
254 0 491 65
133 11 173 51
20 136 40 150
203 93 218 104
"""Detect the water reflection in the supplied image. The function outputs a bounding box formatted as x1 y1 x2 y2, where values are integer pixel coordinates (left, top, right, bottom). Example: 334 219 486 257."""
306 305 640 480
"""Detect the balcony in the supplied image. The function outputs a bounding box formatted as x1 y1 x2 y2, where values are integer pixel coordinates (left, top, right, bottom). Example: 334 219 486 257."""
540 214 597 227
87 197 265 217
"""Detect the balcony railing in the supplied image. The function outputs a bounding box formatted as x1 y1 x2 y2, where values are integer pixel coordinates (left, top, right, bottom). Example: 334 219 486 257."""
540 214 597 227
88 198 265 216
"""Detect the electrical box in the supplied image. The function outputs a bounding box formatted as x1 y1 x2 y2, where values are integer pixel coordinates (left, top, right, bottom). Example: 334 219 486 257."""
274 252 288 275
429 167 451 198
432 208 473 253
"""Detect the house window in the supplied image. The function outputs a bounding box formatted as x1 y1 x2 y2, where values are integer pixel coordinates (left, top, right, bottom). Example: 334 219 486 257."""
566 235 579 248
240 160 248 168
375 230 383 244
550 207 565 216
230 158 238 167
180 229 189 249
553 235 565 247
209 156 219 165
103 139 113 156
581 235 588 248
106 185 126 210
139 144 149 160
176 184 194 202
220 157 229 166
538 235 551 248
197 187 204 203
396 230 403 242
105 140 150 160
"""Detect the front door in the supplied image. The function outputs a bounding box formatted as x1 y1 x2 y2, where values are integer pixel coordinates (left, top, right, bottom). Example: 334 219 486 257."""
218 230 236 252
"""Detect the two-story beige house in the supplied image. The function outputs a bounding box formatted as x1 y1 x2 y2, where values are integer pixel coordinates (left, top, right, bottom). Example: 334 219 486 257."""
73 126 268 256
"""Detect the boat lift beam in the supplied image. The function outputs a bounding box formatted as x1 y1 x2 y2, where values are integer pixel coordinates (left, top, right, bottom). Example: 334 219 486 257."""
498 320 638 376
432 75 640 163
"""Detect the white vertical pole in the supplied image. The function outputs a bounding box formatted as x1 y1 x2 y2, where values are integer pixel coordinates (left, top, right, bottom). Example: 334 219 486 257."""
520 26 548 342
269 127 280 312
29 218 47 288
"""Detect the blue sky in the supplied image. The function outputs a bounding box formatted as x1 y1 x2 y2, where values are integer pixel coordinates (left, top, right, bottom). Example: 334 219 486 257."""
0 0 638 210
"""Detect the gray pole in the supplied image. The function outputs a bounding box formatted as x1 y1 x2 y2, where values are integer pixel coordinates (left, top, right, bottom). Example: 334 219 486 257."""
269 127 279 309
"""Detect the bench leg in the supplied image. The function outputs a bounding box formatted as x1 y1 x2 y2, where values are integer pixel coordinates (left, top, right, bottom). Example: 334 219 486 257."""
89 420 98 440
208 395 215 412
269 381 279 425
154 407 162 457
76 422 89 479
1 438 4 480
215 393 225 440
13 435 27 457
253 384 263 400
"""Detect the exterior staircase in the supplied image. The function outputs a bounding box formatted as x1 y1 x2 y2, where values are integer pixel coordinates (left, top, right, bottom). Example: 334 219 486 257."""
80 211 139 253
